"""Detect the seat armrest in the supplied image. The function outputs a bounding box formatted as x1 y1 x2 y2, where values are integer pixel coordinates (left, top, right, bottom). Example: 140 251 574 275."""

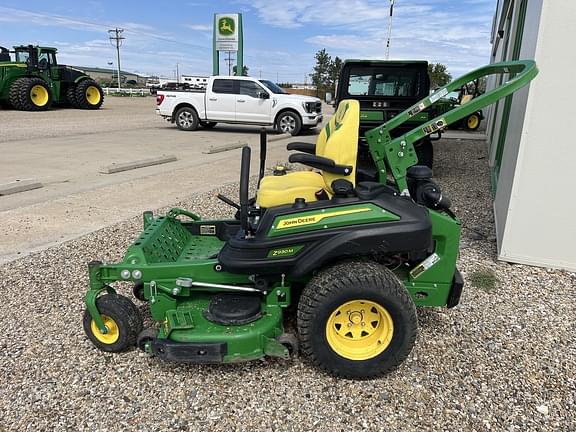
286 142 316 154
288 153 353 176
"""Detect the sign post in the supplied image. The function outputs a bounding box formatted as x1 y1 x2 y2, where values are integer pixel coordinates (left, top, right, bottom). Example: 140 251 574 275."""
213 13 244 76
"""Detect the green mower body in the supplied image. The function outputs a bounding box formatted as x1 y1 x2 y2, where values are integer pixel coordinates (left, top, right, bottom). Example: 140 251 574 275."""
83 60 538 378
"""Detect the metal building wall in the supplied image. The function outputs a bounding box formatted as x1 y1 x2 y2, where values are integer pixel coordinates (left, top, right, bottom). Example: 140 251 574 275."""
487 0 576 271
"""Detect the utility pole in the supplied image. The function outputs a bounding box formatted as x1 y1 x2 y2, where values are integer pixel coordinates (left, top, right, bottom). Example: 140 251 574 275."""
226 51 233 76
276 72 279 83
385 0 395 60
108 28 125 89
176 63 179 83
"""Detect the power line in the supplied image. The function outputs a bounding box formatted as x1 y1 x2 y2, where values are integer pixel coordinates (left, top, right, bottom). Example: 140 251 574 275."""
108 28 124 89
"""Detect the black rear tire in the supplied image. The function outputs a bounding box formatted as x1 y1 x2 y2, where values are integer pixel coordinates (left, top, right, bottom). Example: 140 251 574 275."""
8 78 27 110
175 107 199 131
415 138 434 168
9 77 52 111
83 293 142 352
74 79 104 109
66 85 79 108
297 260 418 378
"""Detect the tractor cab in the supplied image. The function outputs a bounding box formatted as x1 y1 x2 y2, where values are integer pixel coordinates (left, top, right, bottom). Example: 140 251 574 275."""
13 45 58 72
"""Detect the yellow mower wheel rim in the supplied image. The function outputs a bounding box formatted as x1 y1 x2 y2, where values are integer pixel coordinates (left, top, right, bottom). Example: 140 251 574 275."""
90 315 120 344
467 114 480 130
326 299 394 361
86 85 101 105
30 85 49 107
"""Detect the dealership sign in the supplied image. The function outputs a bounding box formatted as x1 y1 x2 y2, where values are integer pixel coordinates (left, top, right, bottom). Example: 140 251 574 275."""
215 14 239 51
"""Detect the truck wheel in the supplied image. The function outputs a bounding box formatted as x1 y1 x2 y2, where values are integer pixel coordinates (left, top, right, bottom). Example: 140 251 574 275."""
465 113 481 131
175 107 199 131
74 79 104 109
415 139 433 168
276 111 302 135
200 121 217 129
83 294 143 352
297 260 417 378
9 77 52 111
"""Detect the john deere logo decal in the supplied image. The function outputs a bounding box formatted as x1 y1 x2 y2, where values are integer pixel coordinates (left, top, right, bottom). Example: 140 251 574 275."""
218 17 235 36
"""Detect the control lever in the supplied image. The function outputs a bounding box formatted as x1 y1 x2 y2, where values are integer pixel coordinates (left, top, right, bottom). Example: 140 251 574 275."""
257 128 267 187
215 193 240 210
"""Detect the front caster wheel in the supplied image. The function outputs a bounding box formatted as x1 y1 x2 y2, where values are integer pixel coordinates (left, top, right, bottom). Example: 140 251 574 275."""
297 260 418 378
137 328 158 352
83 294 143 352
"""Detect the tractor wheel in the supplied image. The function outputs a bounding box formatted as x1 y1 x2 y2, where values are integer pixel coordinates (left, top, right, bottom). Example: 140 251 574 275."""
74 79 104 109
465 113 481 131
200 121 217 129
276 111 302 136
175 106 199 131
297 260 418 378
415 138 434 168
66 86 80 108
9 77 52 111
83 293 143 352
8 78 26 109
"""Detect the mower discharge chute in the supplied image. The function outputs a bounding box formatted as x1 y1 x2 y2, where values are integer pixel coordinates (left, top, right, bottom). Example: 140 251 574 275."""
83 60 537 378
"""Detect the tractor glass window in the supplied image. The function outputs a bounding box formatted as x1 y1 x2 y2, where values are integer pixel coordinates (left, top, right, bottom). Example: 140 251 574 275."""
15 50 29 64
212 79 235 94
346 67 424 97
239 81 264 98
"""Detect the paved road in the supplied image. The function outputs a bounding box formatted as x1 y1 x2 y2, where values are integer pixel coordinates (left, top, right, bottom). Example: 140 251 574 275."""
0 97 325 263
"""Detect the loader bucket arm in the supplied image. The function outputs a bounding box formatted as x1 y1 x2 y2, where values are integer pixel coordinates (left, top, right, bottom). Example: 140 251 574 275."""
365 60 538 193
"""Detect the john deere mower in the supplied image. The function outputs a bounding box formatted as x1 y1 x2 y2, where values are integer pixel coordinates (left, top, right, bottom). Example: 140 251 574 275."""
83 61 537 378
0 45 104 111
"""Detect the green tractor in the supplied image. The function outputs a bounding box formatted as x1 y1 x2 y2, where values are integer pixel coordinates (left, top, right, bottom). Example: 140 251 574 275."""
434 80 485 131
82 61 537 378
0 44 104 111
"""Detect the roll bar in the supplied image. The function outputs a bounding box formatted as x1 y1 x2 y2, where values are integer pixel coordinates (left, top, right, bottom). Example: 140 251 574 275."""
365 60 539 193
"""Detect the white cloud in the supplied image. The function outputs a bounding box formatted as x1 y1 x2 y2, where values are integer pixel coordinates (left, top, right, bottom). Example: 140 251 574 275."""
245 0 494 76
185 24 212 32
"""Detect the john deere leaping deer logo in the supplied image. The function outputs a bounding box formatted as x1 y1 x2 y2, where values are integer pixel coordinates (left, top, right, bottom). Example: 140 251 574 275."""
218 17 235 36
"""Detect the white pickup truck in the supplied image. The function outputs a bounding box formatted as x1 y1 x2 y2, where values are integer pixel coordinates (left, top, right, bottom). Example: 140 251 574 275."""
155 76 323 135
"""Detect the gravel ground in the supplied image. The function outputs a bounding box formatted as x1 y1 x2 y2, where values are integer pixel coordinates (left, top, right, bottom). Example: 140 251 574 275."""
0 138 575 431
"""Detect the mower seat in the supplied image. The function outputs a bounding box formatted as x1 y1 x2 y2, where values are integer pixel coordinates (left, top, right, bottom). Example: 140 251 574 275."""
256 99 360 208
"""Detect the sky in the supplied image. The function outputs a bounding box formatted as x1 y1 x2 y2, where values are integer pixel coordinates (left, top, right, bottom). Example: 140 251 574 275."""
0 0 496 82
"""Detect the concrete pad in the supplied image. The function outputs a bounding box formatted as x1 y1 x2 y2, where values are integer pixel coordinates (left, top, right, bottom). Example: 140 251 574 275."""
0 179 43 196
100 155 177 174
204 142 248 154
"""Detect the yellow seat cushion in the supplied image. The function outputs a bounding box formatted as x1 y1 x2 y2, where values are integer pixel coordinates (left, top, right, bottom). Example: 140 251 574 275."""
256 171 325 208
256 99 360 209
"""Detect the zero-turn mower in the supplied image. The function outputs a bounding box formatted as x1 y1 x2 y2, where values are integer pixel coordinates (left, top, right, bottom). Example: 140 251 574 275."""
83 61 537 378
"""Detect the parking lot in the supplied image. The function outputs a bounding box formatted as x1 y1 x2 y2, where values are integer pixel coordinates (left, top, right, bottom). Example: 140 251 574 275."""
0 97 321 263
